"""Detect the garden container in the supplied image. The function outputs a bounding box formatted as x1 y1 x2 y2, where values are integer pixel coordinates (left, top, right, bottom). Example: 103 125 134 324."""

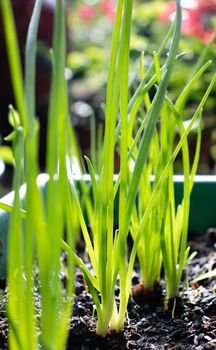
0 173 216 278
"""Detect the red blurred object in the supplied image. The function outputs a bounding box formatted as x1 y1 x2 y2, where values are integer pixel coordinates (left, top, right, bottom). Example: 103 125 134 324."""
78 0 116 23
100 0 116 22
79 5 95 21
159 0 216 43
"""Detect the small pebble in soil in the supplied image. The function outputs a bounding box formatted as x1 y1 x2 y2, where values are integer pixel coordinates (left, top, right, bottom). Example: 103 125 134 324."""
206 227 216 244
132 282 163 307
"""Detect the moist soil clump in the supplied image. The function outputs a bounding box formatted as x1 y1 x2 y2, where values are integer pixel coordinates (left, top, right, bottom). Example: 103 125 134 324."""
0 231 215 349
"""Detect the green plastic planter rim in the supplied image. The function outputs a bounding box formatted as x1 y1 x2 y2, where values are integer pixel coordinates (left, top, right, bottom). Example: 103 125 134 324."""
0 173 215 278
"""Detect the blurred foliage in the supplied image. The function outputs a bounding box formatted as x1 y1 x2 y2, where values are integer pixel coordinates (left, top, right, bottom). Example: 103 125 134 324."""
68 1 216 109
67 0 216 172
67 0 115 92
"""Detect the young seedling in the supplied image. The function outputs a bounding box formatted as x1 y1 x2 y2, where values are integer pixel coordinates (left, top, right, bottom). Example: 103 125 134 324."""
71 0 183 335
3 0 75 349
130 56 214 300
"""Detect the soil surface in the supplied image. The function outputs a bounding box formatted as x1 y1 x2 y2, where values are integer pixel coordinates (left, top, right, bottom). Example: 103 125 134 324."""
0 231 215 350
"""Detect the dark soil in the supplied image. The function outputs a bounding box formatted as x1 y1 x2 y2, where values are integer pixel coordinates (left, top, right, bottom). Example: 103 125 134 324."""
0 230 215 349
68 230 216 350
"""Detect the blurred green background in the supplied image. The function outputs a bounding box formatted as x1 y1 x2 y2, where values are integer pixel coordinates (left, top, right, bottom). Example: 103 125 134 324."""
67 0 216 173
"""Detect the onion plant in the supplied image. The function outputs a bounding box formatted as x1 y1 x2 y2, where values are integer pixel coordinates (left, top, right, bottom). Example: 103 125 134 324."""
160 75 216 299
2 0 75 349
71 0 216 336
126 71 216 303
130 57 215 295
70 0 182 335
